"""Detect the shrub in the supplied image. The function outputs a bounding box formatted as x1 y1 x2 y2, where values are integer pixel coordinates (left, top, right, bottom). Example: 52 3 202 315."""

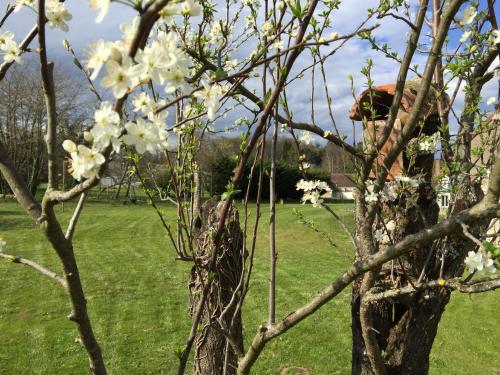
206 154 330 200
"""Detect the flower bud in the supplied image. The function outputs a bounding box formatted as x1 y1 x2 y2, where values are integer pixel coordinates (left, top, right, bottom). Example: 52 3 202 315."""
62 139 77 153
84 131 94 142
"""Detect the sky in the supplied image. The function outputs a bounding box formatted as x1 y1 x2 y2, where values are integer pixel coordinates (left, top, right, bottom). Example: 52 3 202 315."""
2 0 499 143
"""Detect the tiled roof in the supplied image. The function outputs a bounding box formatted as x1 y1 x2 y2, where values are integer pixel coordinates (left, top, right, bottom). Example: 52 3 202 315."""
330 173 356 188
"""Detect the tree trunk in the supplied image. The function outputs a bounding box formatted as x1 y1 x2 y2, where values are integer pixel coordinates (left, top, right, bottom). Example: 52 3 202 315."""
189 199 244 375
352 131 484 374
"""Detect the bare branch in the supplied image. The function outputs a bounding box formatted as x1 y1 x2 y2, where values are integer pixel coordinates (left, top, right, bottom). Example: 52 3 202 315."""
184 50 364 159
373 0 464 190
0 2 14 30
38 0 58 190
0 252 66 286
0 142 42 221
179 1 324 373
362 0 429 181
65 193 87 241
364 277 500 303
237 197 500 373
377 12 418 31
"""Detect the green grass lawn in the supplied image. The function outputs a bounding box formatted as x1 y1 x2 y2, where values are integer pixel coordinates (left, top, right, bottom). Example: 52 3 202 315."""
0 198 498 374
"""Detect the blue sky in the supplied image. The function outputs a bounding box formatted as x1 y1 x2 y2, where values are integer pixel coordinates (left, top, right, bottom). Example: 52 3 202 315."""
3 0 498 141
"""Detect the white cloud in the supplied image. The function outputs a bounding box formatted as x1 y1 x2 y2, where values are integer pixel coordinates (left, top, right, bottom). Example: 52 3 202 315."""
3 0 496 143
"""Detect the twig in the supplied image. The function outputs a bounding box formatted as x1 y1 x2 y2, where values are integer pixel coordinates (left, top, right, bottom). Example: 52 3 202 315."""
65 193 87 241
237 193 500 373
364 276 500 303
377 12 418 31
38 0 58 190
0 252 66 286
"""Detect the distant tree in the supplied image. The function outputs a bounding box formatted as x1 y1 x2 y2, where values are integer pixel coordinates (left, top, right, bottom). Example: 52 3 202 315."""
0 1 499 375
0 63 91 195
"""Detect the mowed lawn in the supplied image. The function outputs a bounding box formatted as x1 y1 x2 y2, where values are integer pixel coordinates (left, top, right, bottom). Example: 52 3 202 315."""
0 198 499 375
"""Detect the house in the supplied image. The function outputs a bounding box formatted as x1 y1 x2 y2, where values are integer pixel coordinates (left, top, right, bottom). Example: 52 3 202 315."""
432 159 451 210
433 114 499 242
330 173 356 200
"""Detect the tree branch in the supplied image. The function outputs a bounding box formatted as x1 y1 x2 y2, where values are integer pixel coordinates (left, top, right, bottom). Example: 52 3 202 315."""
362 0 429 180
0 252 66 286
373 0 464 190
377 12 418 31
237 197 500 374
180 1 324 373
65 192 87 241
364 276 500 303
38 0 58 190
0 142 42 221
0 0 67 81
184 50 364 159
41 0 173 205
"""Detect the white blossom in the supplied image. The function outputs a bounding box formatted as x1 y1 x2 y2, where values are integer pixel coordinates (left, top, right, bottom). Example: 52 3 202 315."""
62 139 77 153
209 21 226 46
225 59 238 71
123 118 169 155
364 180 379 204
120 16 140 48
91 101 121 151
243 0 260 8
86 39 114 80
135 43 173 84
101 58 141 98
395 175 419 188
329 31 339 40
63 141 105 181
490 29 500 45
14 0 36 12
46 0 72 32
193 81 226 121
273 40 284 50
83 131 94 142
459 31 472 43
0 31 14 47
299 131 313 145
385 220 396 232
365 191 379 204
486 96 497 105
181 0 202 16
245 15 255 29
458 6 476 26
296 179 332 208
132 94 165 115
89 0 110 23
419 133 438 153
159 3 181 25
464 251 496 275
164 59 190 90
262 22 274 37
132 92 152 113
1 40 22 64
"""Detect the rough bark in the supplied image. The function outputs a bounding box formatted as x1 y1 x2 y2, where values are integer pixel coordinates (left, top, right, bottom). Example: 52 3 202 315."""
352 112 485 374
189 199 244 375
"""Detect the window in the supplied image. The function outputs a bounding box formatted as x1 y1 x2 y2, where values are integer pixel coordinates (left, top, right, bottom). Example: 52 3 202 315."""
440 194 449 208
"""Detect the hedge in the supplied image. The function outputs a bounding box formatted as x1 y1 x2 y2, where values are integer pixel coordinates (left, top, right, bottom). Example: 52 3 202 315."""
206 153 330 200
